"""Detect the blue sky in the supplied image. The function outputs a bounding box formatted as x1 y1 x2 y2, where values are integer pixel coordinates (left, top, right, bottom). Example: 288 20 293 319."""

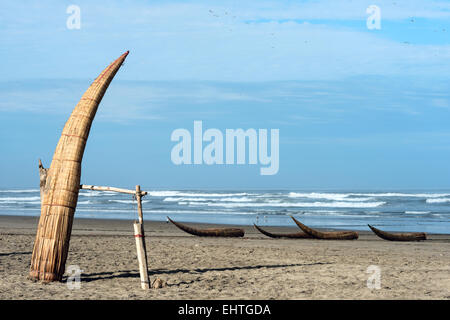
1 0 450 190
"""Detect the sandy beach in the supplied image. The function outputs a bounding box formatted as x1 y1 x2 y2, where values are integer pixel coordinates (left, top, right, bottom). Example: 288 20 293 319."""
0 215 449 300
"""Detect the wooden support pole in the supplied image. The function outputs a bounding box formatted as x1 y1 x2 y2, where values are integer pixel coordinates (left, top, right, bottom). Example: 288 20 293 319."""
80 183 152 288
80 184 148 196
133 222 150 289
136 185 144 224
38 159 48 206
134 185 150 289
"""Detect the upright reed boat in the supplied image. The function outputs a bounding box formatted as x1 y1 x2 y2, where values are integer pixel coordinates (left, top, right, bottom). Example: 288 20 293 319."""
29 51 129 281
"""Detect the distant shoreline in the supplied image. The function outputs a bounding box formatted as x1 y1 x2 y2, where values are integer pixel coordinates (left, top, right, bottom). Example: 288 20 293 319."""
1 214 450 238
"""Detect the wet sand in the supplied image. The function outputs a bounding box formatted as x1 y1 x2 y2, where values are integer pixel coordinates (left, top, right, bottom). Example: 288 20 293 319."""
1 215 449 300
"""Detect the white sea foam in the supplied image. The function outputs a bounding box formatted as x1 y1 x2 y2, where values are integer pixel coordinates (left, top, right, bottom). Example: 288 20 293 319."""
288 192 348 200
164 196 254 202
109 199 150 204
0 200 42 205
79 190 118 197
405 211 431 214
426 198 450 203
79 191 109 197
0 198 92 205
288 192 372 201
350 192 450 198
75 208 132 213
75 208 252 215
0 196 41 202
0 189 39 193
185 201 386 208
289 191 450 200
148 191 251 197
164 197 208 202
148 209 252 215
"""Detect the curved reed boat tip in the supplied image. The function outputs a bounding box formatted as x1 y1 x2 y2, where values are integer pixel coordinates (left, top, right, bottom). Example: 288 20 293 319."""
253 223 311 239
168 216 244 237
30 51 129 281
291 216 358 240
368 224 426 241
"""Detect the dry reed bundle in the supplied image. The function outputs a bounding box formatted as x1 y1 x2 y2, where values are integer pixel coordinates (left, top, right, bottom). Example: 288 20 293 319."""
368 224 426 241
167 217 245 237
291 216 359 240
29 51 129 281
253 224 312 239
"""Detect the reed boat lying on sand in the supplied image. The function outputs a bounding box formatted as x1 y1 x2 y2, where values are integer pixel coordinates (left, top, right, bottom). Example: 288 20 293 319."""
167 217 245 237
291 216 359 240
253 224 312 239
368 224 426 241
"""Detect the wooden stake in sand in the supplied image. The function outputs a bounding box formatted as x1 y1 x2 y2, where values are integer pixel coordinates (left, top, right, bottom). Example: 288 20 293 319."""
30 51 129 282
134 185 150 289
81 184 151 289
134 222 150 289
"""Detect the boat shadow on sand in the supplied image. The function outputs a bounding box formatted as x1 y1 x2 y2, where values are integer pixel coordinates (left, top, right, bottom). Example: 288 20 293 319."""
77 261 331 284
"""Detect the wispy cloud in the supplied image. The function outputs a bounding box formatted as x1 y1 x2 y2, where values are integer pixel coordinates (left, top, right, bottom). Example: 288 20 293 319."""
1 1 449 81
0 80 271 121
1 78 448 127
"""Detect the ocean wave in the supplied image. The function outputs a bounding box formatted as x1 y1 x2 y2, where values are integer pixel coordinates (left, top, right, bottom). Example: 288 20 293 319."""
288 192 347 200
288 192 372 201
109 199 150 204
405 211 431 214
426 198 450 203
185 201 386 208
75 208 250 215
79 191 117 197
0 196 41 202
148 191 251 197
350 192 450 198
0 189 39 193
0 198 92 205
0 200 41 205
75 208 133 213
163 196 254 202
147 209 252 215
164 197 208 202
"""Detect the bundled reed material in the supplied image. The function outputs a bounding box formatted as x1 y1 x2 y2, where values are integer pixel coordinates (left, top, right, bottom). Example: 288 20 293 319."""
167 217 245 237
253 224 311 239
368 224 426 241
29 51 129 281
291 216 359 240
